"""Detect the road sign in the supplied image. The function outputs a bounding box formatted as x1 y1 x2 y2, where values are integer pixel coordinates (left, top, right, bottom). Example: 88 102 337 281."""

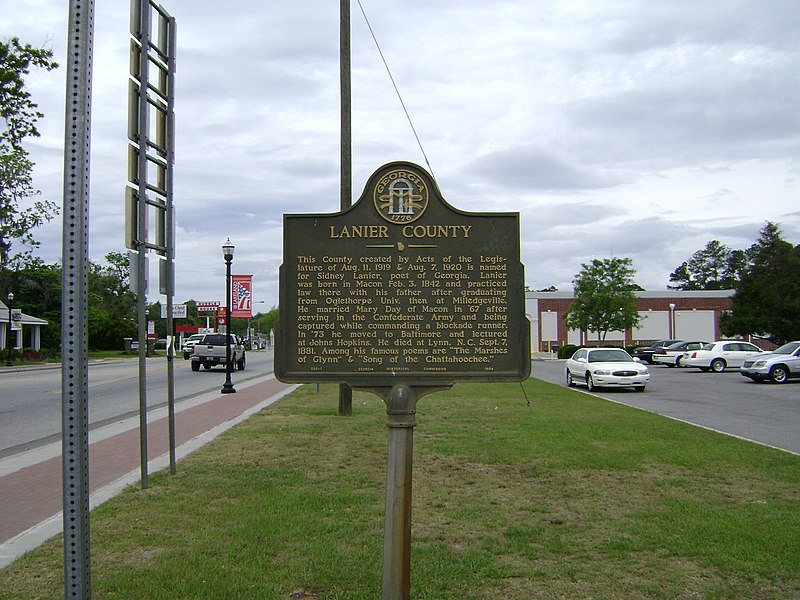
160 303 187 318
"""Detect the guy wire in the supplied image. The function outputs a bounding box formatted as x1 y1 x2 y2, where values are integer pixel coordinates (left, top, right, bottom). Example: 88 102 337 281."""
356 0 437 183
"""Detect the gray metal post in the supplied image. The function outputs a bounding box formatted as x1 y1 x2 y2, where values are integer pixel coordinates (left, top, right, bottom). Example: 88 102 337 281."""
135 0 151 489
165 14 177 475
62 0 94 596
382 385 418 600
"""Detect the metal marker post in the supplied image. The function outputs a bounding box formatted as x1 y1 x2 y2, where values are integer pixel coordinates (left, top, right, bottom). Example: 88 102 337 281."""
164 13 177 475
134 0 151 489
62 0 94 596
382 385 418 600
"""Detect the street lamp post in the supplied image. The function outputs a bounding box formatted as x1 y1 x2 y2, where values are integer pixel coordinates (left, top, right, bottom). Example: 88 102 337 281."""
6 292 14 367
669 303 676 339
221 238 236 394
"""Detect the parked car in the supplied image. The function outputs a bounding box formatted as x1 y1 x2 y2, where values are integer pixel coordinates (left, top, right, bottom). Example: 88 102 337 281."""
632 339 681 364
682 340 763 372
182 333 206 359
652 340 708 367
565 347 650 392
740 341 800 384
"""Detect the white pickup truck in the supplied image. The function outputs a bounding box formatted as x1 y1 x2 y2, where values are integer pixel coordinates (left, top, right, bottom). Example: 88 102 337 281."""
190 333 246 372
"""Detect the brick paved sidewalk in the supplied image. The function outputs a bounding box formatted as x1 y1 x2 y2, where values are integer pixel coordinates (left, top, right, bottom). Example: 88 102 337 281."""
0 375 296 568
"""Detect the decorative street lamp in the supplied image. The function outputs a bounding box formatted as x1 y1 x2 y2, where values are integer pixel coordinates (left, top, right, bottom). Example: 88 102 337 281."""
6 292 14 367
221 238 236 394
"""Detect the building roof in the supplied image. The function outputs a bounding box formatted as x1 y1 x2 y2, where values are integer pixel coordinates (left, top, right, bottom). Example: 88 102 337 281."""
526 289 734 300
0 301 49 326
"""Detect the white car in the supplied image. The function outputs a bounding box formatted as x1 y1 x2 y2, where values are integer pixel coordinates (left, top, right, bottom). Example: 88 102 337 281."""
740 341 800 384
652 340 708 367
681 340 763 373
182 333 206 359
565 347 650 392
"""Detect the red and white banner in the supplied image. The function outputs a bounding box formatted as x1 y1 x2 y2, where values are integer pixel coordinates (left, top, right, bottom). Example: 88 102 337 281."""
231 274 253 318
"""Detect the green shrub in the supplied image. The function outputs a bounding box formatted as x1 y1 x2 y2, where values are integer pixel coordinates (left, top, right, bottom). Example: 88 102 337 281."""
557 344 580 359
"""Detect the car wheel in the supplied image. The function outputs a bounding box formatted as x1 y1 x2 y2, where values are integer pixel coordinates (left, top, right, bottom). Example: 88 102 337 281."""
710 358 726 373
587 373 598 392
770 365 789 384
676 356 683 367
633 386 645 393
566 370 576 387
237 353 246 371
191 361 199 372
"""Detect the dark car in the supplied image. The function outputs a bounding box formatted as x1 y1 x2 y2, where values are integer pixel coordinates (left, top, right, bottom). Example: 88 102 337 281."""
633 339 681 364
652 340 708 367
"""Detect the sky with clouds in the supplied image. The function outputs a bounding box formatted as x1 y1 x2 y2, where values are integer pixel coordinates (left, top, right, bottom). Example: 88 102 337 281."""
3 0 799 310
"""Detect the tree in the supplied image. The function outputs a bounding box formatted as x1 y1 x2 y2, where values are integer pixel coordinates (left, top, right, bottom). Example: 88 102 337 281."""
7 256 62 350
564 257 642 342
720 222 800 345
86 252 138 349
668 240 745 290
0 37 59 269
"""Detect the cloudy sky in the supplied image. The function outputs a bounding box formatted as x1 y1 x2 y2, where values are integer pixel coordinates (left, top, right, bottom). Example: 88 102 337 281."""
4 0 799 310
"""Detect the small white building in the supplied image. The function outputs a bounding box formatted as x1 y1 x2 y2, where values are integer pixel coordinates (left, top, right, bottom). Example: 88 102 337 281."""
0 300 48 352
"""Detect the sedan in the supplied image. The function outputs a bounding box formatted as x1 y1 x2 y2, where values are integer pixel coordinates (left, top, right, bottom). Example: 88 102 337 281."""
740 341 800 384
632 339 681 364
565 347 650 392
652 340 708 367
182 333 206 359
682 340 763 373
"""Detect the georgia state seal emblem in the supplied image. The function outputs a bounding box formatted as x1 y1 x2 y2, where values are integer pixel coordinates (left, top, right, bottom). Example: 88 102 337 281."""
373 168 429 224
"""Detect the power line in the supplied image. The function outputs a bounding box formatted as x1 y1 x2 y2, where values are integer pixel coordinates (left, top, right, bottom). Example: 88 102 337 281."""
356 0 437 182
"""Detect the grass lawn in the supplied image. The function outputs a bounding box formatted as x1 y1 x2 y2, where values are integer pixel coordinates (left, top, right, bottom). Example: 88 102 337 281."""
1 378 798 598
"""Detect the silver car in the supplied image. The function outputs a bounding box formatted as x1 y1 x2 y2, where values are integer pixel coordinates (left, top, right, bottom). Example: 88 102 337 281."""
740 341 800 384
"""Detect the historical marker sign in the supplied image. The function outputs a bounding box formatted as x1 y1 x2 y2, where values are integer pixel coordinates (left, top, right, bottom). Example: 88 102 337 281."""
275 162 530 387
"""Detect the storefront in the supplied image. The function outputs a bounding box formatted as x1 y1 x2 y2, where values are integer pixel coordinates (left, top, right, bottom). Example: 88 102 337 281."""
1 300 48 352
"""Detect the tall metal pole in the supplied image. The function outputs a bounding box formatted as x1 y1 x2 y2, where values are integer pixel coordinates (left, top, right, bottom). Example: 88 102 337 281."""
165 14 178 475
62 1 94 596
134 0 152 489
339 0 353 416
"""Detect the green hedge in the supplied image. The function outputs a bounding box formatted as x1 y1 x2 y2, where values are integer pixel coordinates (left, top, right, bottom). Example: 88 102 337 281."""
557 344 581 359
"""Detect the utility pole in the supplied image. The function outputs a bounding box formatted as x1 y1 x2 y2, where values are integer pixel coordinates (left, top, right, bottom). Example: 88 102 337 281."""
339 0 353 416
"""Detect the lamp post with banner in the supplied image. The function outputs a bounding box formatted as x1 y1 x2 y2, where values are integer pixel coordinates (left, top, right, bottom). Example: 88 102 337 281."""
221 239 236 394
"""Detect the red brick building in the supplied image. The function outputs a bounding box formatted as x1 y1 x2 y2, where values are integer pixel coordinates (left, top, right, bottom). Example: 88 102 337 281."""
526 290 734 352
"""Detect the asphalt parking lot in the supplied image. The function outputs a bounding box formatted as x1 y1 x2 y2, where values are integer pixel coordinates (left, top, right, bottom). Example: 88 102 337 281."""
531 358 800 455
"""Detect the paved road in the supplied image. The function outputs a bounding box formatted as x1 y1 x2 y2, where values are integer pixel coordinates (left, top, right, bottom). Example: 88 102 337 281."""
532 358 800 455
0 350 274 457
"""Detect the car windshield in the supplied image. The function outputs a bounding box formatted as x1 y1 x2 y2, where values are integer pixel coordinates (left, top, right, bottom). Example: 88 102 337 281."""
588 350 633 363
773 341 800 355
